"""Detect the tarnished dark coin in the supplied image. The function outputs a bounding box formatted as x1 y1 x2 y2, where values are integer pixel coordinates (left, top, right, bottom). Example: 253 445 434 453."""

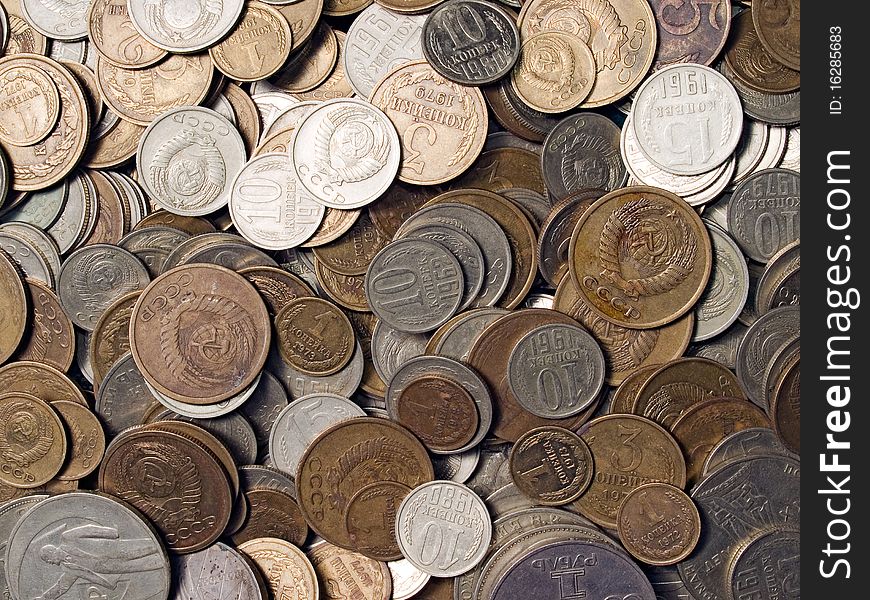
394 374 479 452
231 487 309 547
771 351 800 454
422 0 520 85
617 483 700 566
344 480 411 561
482 78 561 143
718 60 800 126
130 264 271 405
725 10 799 94
537 190 599 288
609 364 661 415
275 297 355 376
508 426 593 506
0 250 27 365
0 392 67 488
14 279 74 372
752 0 800 71
312 210 388 276
728 528 800 600
451 147 546 196
649 0 731 71
735 305 799 409
756 240 800 315
368 182 436 240
94 353 160 438
239 265 314 315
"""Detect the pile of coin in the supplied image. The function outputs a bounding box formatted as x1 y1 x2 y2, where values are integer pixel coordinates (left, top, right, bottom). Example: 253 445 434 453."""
0 0 799 599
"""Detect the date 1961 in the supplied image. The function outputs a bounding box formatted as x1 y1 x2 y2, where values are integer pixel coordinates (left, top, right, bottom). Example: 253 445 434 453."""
830 26 843 115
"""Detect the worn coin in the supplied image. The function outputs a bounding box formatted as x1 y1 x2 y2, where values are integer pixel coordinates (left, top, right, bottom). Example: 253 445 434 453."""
718 60 800 127
508 323 605 419
231 487 309 546
119 226 192 278
171 542 263 600
0 392 67 488
275 296 355 376
727 168 799 263
345 480 411 561
725 10 799 94
752 0 800 71
426 307 507 362
735 305 799 410
210 2 292 82
543 113 624 199
20 0 89 41
0 58 60 147
512 31 595 114
617 482 701 565
268 339 365 401
50 400 105 482
508 426 593 506
308 540 392 600
127 0 244 53
272 22 338 92
14 279 74 371
371 320 427 383
649 0 731 71
238 537 320 600
0 251 26 365
694 224 749 341
771 351 799 454
87 0 167 68
89 290 139 388
703 427 795 477
311 210 388 276
728 527 800 600
394 375 479 452
537 192 599 287
756 240 800 315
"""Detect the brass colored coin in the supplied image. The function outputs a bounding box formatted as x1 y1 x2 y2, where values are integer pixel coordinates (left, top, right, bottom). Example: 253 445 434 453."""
96 53 214 126
15 279 74 372
752 0 800 71
518 0 657 108
231 488 310 547
301 207 363 248
609 364 660 415
575 414 687 529
89 290 140 388
252 127 294 156
770 352 799 454
311 211 388 276
427 189 537 309
1 54 90 191
0 360 87 406
376 0 441 13
275 296 355 376
616 483 701 566
0 392 67 488
509 426 594 506
278 0 326 53
59 61 103 135
569 186 712 329
292 30 355 102
99 427 233 553
6 14 47 56
344 480 411 561
129 264 271 405
134 211 217 235
670 397 771 485
346 310 385 398
0 58 60 146
81 169 128 246
395 375 479 452
724 10 800 94
296 417 434 550
0 250 27 365
87 0 167 69
239 265 313 315
554 275 694 386
308 541 392 600
633 357 747 429
83 117 146 169
316 260 370 312
50 400 105 481
223 83 261 157
370 59 488 186
238 537 320 600
482 78 561 144
511 31 595 114
369 182 436 240
272 22 337 93
451 147 546 195
325 0 374 17
211 2 293 82
466 309 593 442
537 190 601 287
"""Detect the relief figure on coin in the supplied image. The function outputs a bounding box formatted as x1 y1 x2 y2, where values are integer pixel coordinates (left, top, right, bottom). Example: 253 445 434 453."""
657 0 728 36
315 105 390 185
150 129 226 211
35 523 165 600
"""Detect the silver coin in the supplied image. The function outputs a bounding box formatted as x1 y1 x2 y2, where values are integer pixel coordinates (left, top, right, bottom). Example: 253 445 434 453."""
269 392 366 477
702 427 797 477
483 483 536 518
75 329 94 384
739 261 765 327
6 492 171 600
388 559 431 600
730 119 771 186
464 442 512 500
261 100 319 139
161 232 252 272
432 447 481 483
344 4 426 99
483 132 543 156
93 105 121 140
500 188 551 229
366 238 464 333
760 334 800 412
542 113 625 199
0 495 49 600
735 307 799 409
632 64 742 176
399 221 485 311
0 222 62 281
95 353 161 438
777 127 800 172
397 202 511 308
431 307 508 362
386 355 492 454
521 292 555 310
171 542 263 600
137 106 246 217
230 153 325 250
109 172 149 228
239 370 288 458
20 0 89 41
0 3 7 52
678 456 800 600
0 229 54 287
238 465 297 500
507 323 605 419
149 373 262 419
370 320 428 384
703 191 730 233
729 528 800 600
718 60 800 126
291 98 401 209
275 246 320 291
693 224 750 342
207 93 237 126
128 0 245 53
729 124 789 191
728 168 800 263
687 322 748 369
118 226 192 278
57 244 149 331
756 241 800 315
396 481 492 577
267 340 365 400
251 91 300 133
644 566 695 600
0 181 68 229
49 38 87 62
171 412 259 465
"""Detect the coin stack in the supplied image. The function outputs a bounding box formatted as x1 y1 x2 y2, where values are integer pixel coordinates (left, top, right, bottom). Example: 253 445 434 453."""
0 1 799 599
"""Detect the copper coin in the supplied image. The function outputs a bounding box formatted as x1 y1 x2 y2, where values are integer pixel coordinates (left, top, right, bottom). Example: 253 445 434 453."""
616 482 701 565
752 0 800 71
0 250 27 365
569 186 712 329
135 211 217 236
82 170 129 246
292 30 355 102
537 190 601 287
272 22 337 93
0 57 60 146
275 296 355 376
770 352 799 454
5 14 48 56
574 414 687 529
451 146 546 196
296 417 433 550
87 0 167 69
14 279 74 372
129 264 271 405
301 207 363 248
608 364 660 415
370 59 488 186
0 360 87 406
482 78 561 144
231 487 310 547
83 117 146 169
511 31 595 114
239 266 313 315
49 400 105 481
224 83 261 157
724 10 799 94
369 182 436 240
554 275 694 386
311 210 388 276
238 537 320 600
210 2 293 82
509 426 594 506
308 540 392 600
633 357 747 428
98 427 233 553
649 0 731 71
316 261 369 313
0 392 67 488
395 375 479 452
466 309 592 442
89 290 140 388
670 397 771 485
344 480 411 561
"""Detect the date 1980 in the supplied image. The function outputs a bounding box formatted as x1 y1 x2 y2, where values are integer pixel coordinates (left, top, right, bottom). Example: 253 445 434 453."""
831 26 843 115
